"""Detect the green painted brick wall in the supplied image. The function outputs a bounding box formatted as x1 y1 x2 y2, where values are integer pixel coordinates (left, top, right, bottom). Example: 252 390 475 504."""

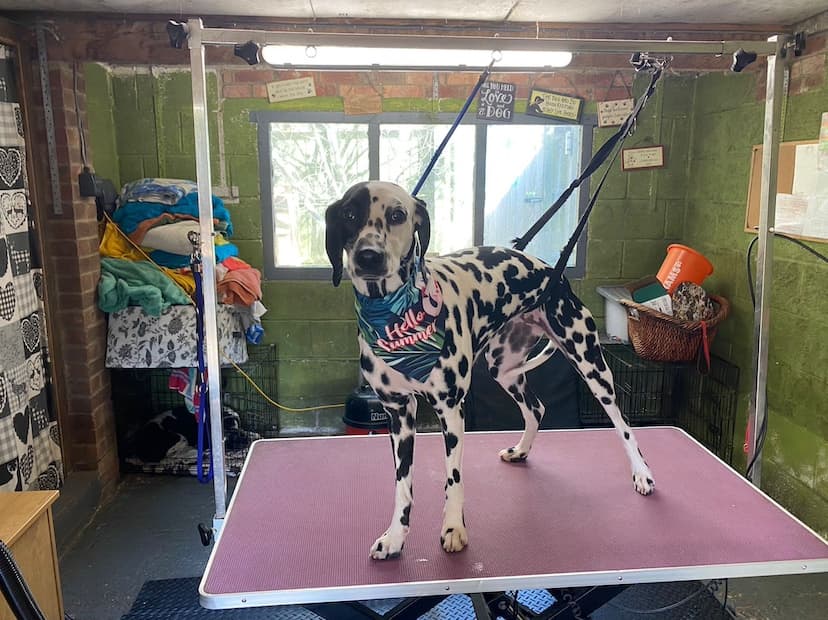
684 67 828 537
87 66 701 435
577 74 693 316
85 63 120 188
86 53 826 535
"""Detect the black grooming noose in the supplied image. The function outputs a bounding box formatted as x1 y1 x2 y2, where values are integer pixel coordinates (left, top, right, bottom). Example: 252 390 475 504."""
512 54 669 290
412 53 669 295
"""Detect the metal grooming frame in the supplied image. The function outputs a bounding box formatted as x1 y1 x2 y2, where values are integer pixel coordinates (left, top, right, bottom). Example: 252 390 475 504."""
181 18 788 534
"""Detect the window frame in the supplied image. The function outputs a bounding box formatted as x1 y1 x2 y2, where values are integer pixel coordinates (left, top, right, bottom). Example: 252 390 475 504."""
252 110 594 281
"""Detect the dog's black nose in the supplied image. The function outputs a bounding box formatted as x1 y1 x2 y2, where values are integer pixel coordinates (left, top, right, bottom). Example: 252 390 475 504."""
355 249 385 272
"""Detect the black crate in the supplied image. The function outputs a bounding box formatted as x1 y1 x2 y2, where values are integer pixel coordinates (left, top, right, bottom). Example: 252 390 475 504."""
220 344 279 438
673 352 739 465
578 343 738 464
578 344 679 427
111 344 279 473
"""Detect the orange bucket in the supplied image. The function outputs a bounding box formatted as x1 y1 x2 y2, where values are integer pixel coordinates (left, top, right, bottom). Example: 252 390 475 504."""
656 244 713 294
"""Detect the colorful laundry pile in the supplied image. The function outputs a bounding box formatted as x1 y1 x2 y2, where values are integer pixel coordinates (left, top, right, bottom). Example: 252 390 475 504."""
97 178 267 339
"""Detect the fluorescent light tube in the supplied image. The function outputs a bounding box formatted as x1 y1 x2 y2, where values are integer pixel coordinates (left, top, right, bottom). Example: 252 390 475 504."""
261 44 572 69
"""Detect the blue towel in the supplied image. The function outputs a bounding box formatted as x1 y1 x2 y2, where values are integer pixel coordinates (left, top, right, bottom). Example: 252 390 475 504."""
113 193 233 237
149 241 240 269
121 178 198 205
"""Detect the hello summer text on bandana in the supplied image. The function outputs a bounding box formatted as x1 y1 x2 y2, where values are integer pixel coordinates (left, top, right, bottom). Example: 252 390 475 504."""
354 269 446 383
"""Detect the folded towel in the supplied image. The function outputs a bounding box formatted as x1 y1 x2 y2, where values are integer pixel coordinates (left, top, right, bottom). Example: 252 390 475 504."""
98 257 192 315
149 241 239 269
121 178 199 205
113 193 233 237
99 223 196 295
217 267 262 306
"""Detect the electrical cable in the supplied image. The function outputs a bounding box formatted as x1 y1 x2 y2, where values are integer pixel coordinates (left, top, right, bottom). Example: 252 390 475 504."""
747 231 828 307
606 581 710 615
744 231 828 480
72 62 89 167
224 358 344 412
101 212 344 413
547 587 599 619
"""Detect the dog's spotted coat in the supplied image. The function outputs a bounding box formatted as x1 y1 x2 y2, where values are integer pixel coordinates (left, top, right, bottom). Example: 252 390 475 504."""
326 181 654 560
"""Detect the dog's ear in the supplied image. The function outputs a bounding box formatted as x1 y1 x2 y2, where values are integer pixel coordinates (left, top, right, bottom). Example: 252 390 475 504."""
414 197 431 257
325 199 345 287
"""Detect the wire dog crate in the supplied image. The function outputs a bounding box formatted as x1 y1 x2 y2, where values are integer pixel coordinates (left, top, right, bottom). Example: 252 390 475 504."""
110 344 278 475
578 344 738 464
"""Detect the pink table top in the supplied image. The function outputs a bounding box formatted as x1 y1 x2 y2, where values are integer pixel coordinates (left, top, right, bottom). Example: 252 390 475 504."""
200 427 828 609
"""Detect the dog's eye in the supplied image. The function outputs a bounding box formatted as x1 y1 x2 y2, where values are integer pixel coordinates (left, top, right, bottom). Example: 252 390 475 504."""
342 207 356 222
389 209 406 224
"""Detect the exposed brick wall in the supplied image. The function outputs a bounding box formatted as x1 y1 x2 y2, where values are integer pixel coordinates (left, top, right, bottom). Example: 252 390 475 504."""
755 34 826 100
221 66 635 110
790 34 826 95
30 61 119 493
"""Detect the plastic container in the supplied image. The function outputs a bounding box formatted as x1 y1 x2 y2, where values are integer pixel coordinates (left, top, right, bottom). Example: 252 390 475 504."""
343 385 389 435
656 244 713 294
596 285 632 343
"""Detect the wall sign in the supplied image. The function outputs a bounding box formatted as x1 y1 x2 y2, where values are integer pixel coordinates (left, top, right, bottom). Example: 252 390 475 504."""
622 145 665 171
525 88 582 122
598 98 635 127
476 81 516 122
266 77 316 103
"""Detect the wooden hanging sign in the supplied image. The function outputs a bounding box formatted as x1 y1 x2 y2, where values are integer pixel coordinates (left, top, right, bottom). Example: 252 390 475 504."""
598 98 635 127
525 88 583 122
266 77 316 103
476 81 516 122
622 145 665 171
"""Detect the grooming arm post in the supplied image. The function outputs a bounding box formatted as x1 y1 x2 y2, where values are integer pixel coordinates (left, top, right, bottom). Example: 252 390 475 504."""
747 35 788 486
188 18 228 530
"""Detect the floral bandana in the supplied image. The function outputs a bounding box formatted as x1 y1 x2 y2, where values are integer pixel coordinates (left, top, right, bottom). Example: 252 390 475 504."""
354 263 445 383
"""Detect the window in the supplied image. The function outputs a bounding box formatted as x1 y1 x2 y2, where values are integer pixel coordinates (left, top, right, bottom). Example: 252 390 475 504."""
269 122 369 267
254 112 592 280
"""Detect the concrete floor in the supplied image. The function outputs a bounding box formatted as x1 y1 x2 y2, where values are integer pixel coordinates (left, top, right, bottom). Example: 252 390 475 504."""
55 473 827 620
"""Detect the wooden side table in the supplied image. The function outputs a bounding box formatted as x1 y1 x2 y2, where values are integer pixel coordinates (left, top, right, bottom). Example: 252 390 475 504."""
0 491 64 620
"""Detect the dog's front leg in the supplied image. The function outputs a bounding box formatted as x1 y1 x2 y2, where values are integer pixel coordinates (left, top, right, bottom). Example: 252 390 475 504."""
369 393 417 560
435 404 468 553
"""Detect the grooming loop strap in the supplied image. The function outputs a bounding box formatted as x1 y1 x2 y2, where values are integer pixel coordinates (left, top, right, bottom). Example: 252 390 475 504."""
512 56 669 285
412 58 496 196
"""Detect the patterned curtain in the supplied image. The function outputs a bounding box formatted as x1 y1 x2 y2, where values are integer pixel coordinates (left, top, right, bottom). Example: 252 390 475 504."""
0 43 62 492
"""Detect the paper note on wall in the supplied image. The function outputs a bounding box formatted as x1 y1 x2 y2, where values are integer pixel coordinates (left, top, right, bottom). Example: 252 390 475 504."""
802 195 828 240
792 143 819 196
801 115 828 238
775 193 808 235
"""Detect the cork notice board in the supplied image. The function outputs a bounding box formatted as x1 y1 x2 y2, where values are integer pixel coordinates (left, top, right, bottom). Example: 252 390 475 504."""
745 139 824 242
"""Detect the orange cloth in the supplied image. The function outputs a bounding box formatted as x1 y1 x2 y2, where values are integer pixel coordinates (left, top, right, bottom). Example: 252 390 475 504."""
221 256 252 271
217 268 262 306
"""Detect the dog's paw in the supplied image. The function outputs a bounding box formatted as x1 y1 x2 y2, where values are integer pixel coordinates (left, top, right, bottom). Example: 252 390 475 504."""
440 524 469 553
369 530 406 560
499 446 528 462
633 469 655 496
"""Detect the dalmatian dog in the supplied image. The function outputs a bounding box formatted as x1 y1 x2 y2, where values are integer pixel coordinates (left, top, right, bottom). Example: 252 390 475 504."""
325 181 654 560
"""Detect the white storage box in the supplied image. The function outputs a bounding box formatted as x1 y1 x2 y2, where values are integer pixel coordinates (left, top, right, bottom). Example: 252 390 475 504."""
596 285 633 343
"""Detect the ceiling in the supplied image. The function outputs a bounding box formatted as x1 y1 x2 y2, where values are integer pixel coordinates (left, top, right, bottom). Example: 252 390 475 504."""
0 0 824 26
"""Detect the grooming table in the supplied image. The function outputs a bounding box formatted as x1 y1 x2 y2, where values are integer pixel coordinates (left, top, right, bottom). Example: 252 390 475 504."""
200 428 828 618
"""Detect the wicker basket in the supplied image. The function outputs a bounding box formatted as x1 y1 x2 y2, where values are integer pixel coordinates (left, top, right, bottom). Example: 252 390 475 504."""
618 294 730 363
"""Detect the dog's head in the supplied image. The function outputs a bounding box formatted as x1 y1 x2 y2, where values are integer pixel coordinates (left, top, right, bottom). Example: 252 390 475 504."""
325 181 431 297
